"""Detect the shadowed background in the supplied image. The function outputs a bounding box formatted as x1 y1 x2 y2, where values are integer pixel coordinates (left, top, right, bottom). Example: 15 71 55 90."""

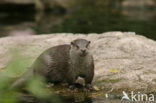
0 0 156 40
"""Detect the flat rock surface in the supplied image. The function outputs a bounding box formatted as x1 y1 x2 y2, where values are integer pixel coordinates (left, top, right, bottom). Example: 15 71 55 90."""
0 32 156 92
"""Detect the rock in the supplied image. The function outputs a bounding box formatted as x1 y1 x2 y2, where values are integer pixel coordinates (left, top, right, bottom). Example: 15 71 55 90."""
0 0 34 4
122 0 156 8
0 32 156 92
35 0 83 11
0 0 85 11
93 86 100 91
121 8 156 21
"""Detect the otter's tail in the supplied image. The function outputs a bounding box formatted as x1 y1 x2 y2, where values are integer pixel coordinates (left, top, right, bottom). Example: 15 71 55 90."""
10 67 33 89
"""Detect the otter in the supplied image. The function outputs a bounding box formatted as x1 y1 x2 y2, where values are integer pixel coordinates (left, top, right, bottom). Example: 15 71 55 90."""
11 39 94 89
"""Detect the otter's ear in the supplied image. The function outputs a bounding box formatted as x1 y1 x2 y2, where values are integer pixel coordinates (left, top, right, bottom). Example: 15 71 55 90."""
71 42 75 46
86 41 91 47
87 41 91 46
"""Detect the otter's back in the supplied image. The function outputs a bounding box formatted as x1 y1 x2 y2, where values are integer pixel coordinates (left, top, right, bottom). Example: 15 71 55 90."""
32 44 71 82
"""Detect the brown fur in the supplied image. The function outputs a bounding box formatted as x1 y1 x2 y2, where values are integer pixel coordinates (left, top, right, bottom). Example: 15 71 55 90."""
11 39 94 89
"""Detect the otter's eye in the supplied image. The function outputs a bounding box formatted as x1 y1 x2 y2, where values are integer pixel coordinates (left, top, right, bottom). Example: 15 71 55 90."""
76 45 79 49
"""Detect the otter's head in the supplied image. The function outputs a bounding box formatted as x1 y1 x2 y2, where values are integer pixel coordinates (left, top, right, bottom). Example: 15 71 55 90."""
71 39 91 57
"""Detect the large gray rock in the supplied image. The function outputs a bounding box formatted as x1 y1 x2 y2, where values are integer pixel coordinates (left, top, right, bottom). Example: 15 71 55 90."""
0 0 84 11
0 32 156 92
122 0 156 8
0 0 34 4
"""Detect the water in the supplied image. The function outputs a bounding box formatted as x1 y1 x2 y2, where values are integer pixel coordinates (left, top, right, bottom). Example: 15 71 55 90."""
0 3 156 40
18 91 123 103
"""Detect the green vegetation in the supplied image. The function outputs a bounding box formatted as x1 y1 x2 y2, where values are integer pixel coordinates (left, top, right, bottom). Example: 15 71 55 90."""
0 49 122 103
0 49 61 103
0 73 17 103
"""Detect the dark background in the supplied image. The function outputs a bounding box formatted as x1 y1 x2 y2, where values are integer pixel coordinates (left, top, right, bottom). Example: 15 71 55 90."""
0 0 156 40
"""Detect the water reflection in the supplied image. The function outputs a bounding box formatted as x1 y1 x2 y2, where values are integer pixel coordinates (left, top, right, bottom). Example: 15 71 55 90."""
19 93 93 103
19 92 139 103
0 1 156 40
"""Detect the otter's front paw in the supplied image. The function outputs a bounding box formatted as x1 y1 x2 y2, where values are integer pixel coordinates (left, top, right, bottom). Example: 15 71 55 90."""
68 85 78 92
84 84 93 91
69 85 75 90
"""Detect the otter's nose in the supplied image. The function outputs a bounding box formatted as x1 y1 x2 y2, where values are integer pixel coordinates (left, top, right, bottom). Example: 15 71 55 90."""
81 49 86 53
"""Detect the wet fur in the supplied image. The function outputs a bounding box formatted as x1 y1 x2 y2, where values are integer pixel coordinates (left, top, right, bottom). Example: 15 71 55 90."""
11 39 94 89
